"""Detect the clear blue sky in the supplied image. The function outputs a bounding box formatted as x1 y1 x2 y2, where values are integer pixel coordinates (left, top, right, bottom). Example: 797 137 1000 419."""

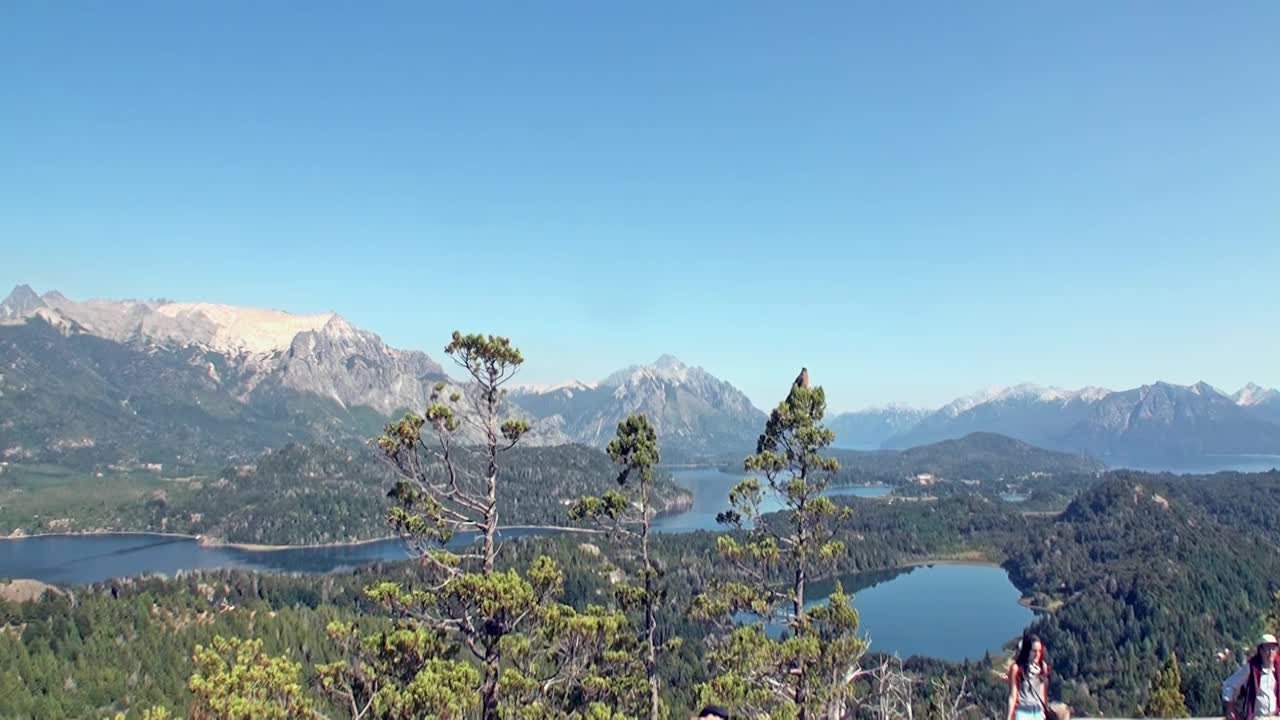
3 2 1277 411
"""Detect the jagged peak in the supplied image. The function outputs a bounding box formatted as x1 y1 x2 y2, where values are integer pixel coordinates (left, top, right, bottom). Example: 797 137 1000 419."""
601 355 699 387
1234 382 1280 407
1 284 46 319
653 354 687 370
1141 380 1228 398
1190 380 1222 396
4 284 39 302
320 313 360 336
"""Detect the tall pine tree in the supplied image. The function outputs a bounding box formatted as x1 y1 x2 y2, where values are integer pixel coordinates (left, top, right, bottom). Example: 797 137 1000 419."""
571 414 679 719
693 367 867 719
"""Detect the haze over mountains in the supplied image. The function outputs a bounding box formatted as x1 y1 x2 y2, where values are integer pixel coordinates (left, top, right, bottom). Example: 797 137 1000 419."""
2 284 1279 470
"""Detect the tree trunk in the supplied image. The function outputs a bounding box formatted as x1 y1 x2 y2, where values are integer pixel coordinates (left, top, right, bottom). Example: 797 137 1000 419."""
483 366 499 575
479 366 501 717
795 562 808 720
481 643 501 720
643 484 660 720
795 495 809 720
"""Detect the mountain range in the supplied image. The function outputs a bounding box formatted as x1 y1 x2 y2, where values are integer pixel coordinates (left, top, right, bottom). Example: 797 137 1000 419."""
0 286 764 467
867 381 1280 465
3 284 1279 470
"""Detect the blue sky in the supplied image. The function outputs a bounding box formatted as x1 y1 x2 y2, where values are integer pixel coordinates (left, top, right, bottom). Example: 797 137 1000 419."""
2 2 1277 411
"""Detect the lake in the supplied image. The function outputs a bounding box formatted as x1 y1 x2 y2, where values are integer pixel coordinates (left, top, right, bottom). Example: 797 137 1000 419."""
0 469 889 582
0 535 1033 661
652 468 891 533
0 534 408 585
1115 454 1280 475
0 527 555 586
739 563 1035 661
810 564 1034 660
0 465 1034 661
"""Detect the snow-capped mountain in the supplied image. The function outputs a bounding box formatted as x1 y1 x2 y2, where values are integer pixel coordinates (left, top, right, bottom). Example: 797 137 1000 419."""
1061 381 1280 463
3 286 449 417
1233 382 1280 426
883 384 1111 450
881 380 1280 466
827 405 933 450
508 355 766 462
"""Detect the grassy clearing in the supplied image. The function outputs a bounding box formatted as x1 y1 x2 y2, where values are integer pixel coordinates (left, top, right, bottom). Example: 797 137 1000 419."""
0 464 202 534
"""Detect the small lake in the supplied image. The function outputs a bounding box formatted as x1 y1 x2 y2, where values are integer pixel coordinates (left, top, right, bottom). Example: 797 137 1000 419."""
1116 455 1280 475
652 468 891 533
749 563 1036 661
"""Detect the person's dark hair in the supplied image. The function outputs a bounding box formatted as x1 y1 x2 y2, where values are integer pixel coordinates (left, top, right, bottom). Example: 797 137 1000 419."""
699 705 730 720
1015 631 1046 675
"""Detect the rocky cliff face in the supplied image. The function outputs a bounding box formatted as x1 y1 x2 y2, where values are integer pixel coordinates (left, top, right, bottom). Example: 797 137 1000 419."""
5 286 448 418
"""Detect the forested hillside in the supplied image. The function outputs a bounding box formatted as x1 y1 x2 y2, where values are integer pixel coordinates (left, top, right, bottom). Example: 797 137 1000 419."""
1 444 692 545
1005 472 1280 715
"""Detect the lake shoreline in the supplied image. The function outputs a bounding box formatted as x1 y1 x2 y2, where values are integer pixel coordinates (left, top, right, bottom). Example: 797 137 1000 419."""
1 525 608 553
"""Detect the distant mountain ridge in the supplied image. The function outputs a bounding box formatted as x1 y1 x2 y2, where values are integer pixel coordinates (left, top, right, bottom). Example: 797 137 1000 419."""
879 380 1280 466
508 354 766 463
827 405 931 449
882 383 1110 451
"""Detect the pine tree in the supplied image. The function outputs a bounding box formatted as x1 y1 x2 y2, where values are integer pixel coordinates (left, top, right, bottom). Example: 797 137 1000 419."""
1143 652 1188 718
371 332 540 718
187 636 323 720
692 368 867 719
571 414 680 719
367 332 639 719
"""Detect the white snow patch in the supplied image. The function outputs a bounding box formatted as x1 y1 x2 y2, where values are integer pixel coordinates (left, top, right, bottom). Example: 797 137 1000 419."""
152 303 335 354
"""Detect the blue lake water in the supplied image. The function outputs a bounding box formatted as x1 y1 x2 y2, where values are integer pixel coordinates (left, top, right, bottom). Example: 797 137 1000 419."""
0 466 1033 661
740 563 1035 661
0 469 894 583
1115 455 1280 475
0 536 1033 661
813 564 1034 660
0 528 553 585
0 534 408 585
651 468 891 533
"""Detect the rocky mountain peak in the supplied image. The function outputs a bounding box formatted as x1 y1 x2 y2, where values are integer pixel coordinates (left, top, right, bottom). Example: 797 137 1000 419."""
653 354 686 371
320 313 359 337
1 284 46 320
1234 383 1280 407
1189 380 1222 397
